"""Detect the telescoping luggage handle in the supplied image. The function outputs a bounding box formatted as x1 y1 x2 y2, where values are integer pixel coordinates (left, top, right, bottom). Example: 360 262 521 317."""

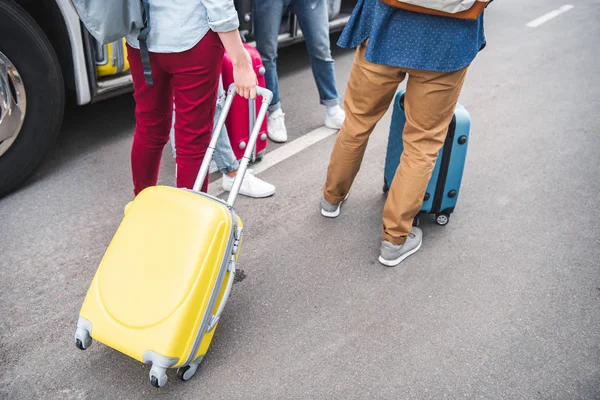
195 84 272 333
193 84 273 208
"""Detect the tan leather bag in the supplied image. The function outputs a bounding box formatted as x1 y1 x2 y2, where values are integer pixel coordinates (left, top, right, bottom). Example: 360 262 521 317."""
379 0 489 20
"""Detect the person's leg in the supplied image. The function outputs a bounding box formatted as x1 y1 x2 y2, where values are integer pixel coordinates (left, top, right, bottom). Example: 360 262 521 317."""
168 31 224 192
293 0 342 124
127 45 172 196
379 65 469 266
253 0 287 113
212 95 240 175
253 0 289 142
322 42 405 216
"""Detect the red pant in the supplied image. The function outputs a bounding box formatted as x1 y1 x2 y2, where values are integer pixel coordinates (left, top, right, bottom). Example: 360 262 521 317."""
127 31 224 195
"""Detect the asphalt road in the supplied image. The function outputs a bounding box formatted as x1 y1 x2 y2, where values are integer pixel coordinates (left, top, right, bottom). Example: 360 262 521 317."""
2 0 600 398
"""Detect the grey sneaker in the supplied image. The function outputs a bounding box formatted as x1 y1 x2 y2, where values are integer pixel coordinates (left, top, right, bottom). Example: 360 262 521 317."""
378 227 423 267
321 195 348 218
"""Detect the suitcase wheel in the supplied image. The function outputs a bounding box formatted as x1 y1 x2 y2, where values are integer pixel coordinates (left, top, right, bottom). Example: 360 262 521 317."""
435 213 450 226
150 366 168 388
74 327 92 350
177 363 199 382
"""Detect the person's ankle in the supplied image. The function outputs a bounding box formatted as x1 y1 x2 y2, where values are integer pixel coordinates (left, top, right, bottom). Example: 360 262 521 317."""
225 170 237 178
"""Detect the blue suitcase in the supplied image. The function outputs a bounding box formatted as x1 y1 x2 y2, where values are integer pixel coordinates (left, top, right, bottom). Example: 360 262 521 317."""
383 90 471 226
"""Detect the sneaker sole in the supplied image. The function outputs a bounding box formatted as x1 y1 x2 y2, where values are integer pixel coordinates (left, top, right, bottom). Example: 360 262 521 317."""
222 185 275 198
320 195 348 218
324 121 342 130
239 190 275 198
321 207 340 218
268 135 288 143
378 240 423 267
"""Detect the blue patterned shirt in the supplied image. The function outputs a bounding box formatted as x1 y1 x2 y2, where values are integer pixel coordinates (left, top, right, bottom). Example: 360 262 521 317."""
338 0 488 72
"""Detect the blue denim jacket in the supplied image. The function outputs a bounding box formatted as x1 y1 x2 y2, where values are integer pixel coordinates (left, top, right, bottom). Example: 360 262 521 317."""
126 0 239 53
338 0 488 72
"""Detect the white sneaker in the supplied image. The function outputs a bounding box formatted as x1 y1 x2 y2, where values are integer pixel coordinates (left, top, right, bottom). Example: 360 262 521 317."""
268 108 288 143
222 170 275 198
325 107 345 130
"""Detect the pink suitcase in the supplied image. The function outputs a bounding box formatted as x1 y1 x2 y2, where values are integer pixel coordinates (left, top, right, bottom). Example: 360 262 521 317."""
221 43 269 162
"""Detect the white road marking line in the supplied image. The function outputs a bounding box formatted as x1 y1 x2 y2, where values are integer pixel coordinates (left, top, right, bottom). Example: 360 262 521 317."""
526 5 574 28
208 125 338 197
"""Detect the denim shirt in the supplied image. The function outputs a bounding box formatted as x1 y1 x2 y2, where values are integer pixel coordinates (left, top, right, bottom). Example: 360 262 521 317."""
338 0 488 72
126 0 239 53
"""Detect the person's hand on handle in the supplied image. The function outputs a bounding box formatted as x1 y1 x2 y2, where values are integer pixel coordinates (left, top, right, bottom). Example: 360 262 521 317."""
233 62 258 100
217 30 258 99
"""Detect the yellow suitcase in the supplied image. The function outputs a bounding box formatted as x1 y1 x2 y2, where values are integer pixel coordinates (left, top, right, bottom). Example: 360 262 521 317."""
95 38 129 77
74 84 273 388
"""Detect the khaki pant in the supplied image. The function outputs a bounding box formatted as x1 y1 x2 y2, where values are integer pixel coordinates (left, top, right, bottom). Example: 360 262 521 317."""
323 42 469 245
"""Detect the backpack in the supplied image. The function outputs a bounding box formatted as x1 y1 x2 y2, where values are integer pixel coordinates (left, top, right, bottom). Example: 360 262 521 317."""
70 0 154 85
379 0 489 20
